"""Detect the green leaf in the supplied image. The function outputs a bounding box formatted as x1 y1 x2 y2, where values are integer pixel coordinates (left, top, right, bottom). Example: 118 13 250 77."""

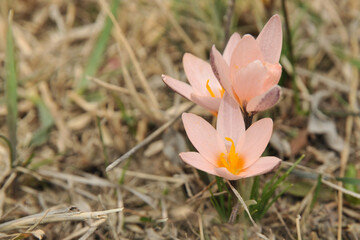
310 174 322 210
77 0 121 91
341 164 360 204
29 100 54 147
5 11 18 166
252 155 304 220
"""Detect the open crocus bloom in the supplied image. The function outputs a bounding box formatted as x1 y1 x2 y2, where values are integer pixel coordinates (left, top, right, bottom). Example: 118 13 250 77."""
179 94 281 180
162 33 241 113
211 15 283 115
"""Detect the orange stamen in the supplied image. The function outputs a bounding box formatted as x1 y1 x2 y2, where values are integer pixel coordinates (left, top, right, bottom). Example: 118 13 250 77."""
218 137 244 175
206 79 216 97
220 87 225 97
206 79 225 98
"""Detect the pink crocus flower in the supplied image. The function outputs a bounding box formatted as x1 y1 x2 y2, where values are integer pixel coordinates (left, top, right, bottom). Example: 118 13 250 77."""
211 15 283 115
179 94 281 180
161 33 241 113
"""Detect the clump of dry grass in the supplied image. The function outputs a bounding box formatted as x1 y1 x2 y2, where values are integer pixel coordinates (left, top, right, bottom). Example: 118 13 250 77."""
0 0 360 239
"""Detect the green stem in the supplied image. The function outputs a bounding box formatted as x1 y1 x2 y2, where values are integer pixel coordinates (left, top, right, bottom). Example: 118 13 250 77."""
228 113 253 224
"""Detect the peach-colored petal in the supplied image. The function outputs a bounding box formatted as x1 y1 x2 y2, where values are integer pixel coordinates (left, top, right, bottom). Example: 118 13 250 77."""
230 35 263 72
239 156 281 178
183 53 216 95
239 118 273 168
256 15 283 64
182 113 226 164
232 60 267 103
216 93 244 148
262 63 282 90
210 46 234 99
223 33 241 65
179 152 219 175
246 85 281 113
235 134 246 157
215 156 281 180
162 74 193 100
214 167 243 180
191 93 221 113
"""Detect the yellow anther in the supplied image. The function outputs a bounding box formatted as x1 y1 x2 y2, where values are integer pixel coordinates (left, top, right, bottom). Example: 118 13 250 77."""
206 79 216 97
206 79 225 98
220 87 225 97
218 137 244 175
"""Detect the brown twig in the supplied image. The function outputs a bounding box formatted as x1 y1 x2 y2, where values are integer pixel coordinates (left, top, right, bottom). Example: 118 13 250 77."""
106 104 195 172
0 207 123 232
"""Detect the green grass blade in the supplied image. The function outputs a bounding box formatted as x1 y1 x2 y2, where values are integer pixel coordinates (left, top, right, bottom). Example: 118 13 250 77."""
255 155 304 219
342 164 360 204
310 174 322 210
5 11 18 166
259 184 293 219
250 176 260 201
97 116 109 167
336 177 360 186
77 0 121 91
0 135 14 167
118 158 131 185
30 99 54 147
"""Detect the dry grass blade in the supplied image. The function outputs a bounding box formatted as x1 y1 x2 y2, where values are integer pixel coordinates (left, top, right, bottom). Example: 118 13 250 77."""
0 172 17 218
226 180 258 229
118 49 155 119
123 186 156 209
0 207 123 232
36 169 116 187
63 219 106 240
110 168 185 184
296 215 302 240
97 0 160 112
106 103 195 172
88 76 131 95
322 179 360 199
337 18 359 240
154 0 200 56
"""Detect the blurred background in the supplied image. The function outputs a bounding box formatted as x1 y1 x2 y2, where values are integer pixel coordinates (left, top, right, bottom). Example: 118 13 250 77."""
0 0 359 239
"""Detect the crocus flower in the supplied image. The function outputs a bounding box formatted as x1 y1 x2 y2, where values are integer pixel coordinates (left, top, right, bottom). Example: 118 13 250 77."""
211 15 283 115
179 94 281 180
161 33 241 113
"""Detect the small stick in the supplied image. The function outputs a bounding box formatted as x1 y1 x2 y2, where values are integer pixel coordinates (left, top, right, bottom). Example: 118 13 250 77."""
186 179 216 203
226 179 258 229
273 206 296 240
296 215 302 240
88 76 131 95
198 213 205 240
106 104 195 172
0 207 123 232
322 179 360 199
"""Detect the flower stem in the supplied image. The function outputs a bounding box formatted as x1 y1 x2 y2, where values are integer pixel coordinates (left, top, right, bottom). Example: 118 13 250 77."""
228 113 253 224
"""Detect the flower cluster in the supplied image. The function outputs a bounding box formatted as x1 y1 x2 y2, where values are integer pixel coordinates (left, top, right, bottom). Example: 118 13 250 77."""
162 15 283 180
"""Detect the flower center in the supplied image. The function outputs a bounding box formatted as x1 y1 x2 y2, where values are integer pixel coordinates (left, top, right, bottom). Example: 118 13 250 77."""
206 79 225 98
218 137 244 175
